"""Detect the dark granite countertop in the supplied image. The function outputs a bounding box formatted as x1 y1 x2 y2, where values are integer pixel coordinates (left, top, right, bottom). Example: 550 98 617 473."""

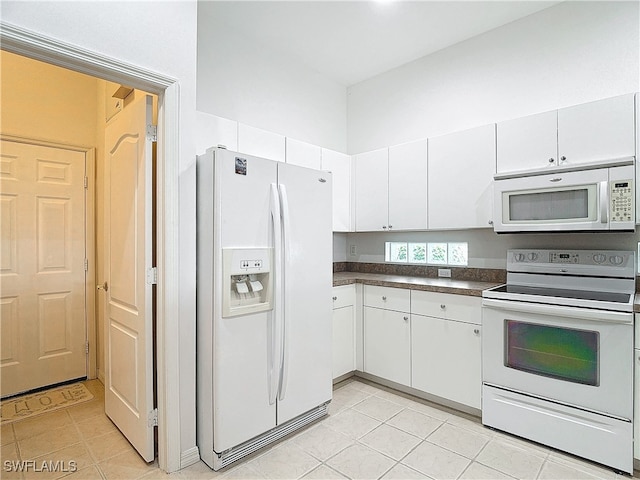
333 272 502 297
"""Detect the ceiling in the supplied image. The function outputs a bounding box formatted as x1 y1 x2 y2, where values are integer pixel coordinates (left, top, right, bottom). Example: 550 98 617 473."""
200 1 562 86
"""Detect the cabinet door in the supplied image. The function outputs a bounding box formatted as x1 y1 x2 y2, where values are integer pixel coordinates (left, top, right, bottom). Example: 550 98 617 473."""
364 307 411 386
195 111 238 154
354 148 389 232
322 149 352 232
286 138 322 170
558 94 635 166
635 348 640 460
333 306 355 379
238 123 286 162
412 315 481 409
497 110 557 173
428 125 496 229
388 140 428 230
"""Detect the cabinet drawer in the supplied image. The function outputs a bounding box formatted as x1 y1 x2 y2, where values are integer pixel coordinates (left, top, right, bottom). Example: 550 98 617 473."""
364 285 410 313
332 285 356 309
411 291 481 324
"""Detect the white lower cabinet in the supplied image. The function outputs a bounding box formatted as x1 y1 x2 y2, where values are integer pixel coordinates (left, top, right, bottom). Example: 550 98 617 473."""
358 285 483 409
364 306 411 386
363 285 411 386
332 285 356 380
411 314 482 409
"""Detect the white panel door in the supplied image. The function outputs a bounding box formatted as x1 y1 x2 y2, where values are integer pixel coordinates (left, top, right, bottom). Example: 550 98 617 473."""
388 139 427 230
285 138 321 170
103 93 154 462
0 140 87 396
276 163 333 424
558 93 636 166
428 124 496 229
497 110 558 173
321 148 351 232
354 148 389 232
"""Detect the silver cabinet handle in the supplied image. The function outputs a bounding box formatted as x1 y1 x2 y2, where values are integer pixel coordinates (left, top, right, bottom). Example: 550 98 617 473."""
440 304 446 309
382 296 387 301
474 328 480 335
388 225 393 229
97 282 108 292
403 316 409 321
548 157 555 163
332 296 337 301
382 226 387 229
488 220 494 225
560 156 567 163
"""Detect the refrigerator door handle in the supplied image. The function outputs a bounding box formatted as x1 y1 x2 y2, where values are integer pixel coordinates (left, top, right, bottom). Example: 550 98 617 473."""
269 183 283 406
278 183 291 402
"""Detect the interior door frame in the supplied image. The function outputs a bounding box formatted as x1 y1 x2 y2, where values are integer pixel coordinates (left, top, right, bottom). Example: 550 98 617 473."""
0 22 181 472
0 135 97 380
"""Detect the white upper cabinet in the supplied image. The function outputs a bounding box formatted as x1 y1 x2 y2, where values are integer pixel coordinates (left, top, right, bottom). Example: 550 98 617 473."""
497 110 557 173
354 148 389 232
557 93 635 166
428 124 496 229
285 138 322 170
388 140 428 231
195 112 238 155
238 123 285 162
321 148 352 232
497 94 636 175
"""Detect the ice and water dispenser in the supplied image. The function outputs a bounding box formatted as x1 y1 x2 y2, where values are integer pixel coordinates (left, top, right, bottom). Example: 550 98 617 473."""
222 248 273 317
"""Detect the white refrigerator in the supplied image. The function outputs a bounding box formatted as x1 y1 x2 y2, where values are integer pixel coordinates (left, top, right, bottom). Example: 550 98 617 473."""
196 147 333 470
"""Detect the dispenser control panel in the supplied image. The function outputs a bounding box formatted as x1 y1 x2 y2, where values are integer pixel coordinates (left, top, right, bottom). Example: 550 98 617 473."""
222 248 273 317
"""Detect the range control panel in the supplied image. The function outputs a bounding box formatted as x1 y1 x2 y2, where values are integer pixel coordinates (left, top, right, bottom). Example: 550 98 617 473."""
507 249 635 278
611 179 634 223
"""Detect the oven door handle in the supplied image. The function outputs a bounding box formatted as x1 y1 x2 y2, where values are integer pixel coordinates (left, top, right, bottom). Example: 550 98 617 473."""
482 298 633 324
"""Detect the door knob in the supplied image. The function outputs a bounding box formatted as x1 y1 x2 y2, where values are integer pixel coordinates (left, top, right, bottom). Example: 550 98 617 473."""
97 282 109 292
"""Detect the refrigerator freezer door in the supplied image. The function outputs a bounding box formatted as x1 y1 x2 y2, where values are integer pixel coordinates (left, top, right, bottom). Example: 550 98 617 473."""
276 163 333 424
213 150 279 452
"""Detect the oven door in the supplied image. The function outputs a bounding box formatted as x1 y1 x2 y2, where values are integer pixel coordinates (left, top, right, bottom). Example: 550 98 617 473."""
493 168 607 232
482 298 633 419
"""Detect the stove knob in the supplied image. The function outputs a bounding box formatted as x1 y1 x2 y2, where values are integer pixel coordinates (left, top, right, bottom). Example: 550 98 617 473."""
609 255 624 266
527 252 538 261
593 254 606 264
514 253 525 262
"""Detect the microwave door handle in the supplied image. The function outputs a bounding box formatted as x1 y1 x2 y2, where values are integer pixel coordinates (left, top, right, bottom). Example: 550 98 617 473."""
600 180 609 224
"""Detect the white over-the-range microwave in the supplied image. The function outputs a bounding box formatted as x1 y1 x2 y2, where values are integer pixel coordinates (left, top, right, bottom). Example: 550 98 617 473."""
492 159 635 233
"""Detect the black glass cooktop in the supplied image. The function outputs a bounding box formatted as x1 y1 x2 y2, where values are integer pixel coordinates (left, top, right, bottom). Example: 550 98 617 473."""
490 284 631 304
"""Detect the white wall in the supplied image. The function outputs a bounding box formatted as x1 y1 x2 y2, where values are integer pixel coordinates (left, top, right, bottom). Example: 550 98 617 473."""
1 1 198 472
347 1 640 154
196 7 348 153
344 230 640 270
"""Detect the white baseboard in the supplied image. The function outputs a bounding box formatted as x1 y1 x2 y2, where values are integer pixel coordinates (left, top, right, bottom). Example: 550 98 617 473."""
180 446 200 469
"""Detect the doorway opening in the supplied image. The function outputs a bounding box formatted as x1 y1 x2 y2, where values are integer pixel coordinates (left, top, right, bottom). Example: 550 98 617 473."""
0 22 180 472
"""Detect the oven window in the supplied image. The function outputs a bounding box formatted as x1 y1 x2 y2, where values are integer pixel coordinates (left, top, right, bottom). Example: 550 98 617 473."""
509 189 589 221
505 321 599 386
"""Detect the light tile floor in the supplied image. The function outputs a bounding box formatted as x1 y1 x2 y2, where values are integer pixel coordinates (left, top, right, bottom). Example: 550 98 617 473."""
1 378 637 480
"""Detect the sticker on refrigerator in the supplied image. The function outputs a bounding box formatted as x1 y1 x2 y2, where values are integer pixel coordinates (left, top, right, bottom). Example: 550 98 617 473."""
235 157 247 175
